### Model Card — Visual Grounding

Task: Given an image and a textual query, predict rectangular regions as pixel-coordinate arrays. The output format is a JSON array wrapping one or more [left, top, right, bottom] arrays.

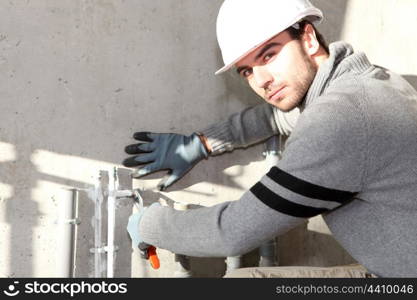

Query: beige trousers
[[224, 264, 376, 278]]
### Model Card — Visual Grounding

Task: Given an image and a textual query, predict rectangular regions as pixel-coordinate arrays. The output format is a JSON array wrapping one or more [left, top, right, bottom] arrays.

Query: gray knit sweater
[[140, 42, 417, 277]]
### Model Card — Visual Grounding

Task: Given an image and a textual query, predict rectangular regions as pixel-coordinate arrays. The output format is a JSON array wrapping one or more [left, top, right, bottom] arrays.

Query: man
[[123, 0, 417, 277]]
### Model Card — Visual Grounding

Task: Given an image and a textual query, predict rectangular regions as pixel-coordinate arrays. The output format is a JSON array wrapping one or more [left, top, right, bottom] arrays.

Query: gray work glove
[[123, 132, 209, 191]]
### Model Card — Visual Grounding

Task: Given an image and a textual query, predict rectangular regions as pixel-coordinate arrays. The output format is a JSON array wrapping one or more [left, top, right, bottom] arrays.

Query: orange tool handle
[[147, 246, 160, 269]]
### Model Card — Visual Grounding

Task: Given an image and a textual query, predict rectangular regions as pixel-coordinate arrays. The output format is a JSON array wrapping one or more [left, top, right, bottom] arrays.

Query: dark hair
[[287, 20, 329, 54]]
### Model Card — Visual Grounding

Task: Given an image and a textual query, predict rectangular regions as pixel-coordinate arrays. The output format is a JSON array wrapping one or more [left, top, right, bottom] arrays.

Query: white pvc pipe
[[106, 167, 117, 278], [92, 180, 104, 278]]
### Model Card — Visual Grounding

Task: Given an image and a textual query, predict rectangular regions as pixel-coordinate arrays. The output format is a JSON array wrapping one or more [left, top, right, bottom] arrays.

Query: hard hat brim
[[215, 10, 323, 75]]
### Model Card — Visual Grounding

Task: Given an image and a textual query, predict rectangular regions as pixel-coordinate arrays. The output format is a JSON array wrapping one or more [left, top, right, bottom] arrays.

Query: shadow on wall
[[403, 75, 417, 91], [312, 0, 350, 44], [0, 148, 39, 277], [278, 222, 356, 267], [0, 145, 136, 277]]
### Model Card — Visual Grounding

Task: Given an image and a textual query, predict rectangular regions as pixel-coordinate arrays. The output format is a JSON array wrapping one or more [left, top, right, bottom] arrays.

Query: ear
[[302, 24, 320, 57]]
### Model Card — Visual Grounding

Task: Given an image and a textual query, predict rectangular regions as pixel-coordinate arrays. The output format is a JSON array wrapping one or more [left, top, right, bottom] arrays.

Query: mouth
[[267, 85, 286, 102]]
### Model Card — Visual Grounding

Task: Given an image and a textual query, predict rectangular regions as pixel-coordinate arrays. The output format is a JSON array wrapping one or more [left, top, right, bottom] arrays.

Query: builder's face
[[235, 30, 317, 112]]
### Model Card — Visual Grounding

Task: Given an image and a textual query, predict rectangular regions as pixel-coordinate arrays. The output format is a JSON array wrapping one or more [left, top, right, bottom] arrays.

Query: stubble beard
[[279, 47, 318, 112]]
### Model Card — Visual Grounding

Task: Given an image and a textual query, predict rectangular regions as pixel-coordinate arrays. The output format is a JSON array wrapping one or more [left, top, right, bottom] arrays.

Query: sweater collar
[[300, 42, 373, 110]]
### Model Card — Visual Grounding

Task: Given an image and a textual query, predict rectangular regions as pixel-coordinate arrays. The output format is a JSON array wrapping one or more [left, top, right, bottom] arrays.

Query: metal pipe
[[92, 177, 105, 278], [263, 134, 283, 163], [225, 256, 243, 274], [259, 238, 278, 267], [57, 188, 78, 277]]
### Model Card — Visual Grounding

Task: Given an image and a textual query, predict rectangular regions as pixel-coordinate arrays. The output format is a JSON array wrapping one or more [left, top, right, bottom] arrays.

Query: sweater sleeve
[[139, 95, 366, 257], [201, 103, 300, 155]]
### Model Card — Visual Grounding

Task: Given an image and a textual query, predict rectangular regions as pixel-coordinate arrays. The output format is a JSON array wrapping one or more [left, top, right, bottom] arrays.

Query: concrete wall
[[1, 0, 416, 277]]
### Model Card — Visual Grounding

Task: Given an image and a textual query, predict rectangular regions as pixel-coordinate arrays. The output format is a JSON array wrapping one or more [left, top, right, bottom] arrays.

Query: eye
[[240, 68, 253, 78], [263, 52, 276, 63]]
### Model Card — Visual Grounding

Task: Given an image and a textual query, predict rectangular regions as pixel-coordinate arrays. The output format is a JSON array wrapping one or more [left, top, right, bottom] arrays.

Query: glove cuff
[[194, 132, 211, 157]]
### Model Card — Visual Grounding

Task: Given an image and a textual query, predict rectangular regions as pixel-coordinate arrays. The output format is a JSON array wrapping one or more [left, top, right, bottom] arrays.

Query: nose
[[252, 66, 273, 90]]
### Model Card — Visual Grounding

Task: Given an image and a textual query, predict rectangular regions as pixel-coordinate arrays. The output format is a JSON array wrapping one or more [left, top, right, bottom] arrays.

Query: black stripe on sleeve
[[250, 182, 329, 218], [267, 167, 357, 204]]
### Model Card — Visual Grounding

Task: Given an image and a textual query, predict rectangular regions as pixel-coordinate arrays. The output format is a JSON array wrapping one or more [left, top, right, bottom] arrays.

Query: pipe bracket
[[89, 245, 120, 254], [59, 218, 81, 225], [103, 245, 120, 253]]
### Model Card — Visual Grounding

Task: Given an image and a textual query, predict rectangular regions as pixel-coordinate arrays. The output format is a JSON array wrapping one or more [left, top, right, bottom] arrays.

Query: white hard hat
[[215, 0, 323, 75]]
